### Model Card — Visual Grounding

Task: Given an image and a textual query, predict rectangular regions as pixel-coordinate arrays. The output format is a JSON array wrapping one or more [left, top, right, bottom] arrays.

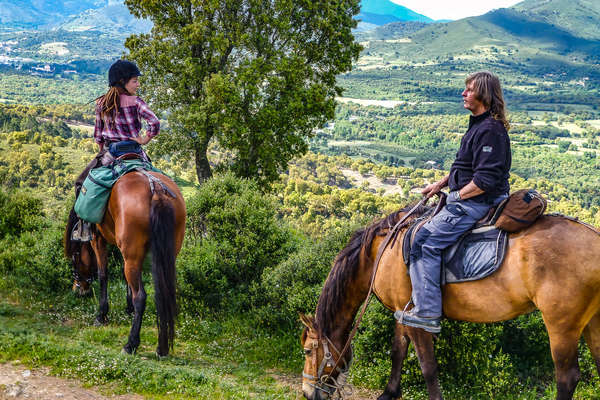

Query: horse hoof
[[156, 348, 169, 359], [122, 344, 136, 355], [377, 391, 400, 400], [94, 317, 108, 326]]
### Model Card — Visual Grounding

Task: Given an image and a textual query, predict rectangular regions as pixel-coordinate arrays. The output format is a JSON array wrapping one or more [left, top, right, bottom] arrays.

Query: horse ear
[[299, 313, 314, 329]]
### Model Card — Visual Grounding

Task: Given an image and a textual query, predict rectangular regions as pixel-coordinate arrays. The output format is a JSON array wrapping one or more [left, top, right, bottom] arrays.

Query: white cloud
[[391, 0, 524, 21]]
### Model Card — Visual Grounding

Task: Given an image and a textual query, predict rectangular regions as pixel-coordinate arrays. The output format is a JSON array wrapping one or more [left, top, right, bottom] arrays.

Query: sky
[[391, 0, 524, 21]]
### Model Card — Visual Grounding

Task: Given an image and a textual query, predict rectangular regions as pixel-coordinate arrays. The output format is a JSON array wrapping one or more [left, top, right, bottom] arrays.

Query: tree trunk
[[194, 139, 212, 184]]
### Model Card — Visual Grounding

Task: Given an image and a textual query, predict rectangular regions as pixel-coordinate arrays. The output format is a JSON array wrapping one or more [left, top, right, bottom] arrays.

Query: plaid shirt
[[94, 94, 160, 145]]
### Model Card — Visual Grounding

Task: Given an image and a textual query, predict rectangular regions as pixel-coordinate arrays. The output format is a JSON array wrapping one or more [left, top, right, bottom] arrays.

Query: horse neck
[[317, 251, 374, 346]]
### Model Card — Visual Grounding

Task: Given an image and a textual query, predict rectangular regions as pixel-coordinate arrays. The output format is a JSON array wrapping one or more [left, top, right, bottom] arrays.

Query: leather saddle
[[401, 195, 510, 284]]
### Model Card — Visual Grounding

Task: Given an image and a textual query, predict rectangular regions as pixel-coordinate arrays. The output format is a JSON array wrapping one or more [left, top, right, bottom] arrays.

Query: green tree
[[124, 0, 361, 185]]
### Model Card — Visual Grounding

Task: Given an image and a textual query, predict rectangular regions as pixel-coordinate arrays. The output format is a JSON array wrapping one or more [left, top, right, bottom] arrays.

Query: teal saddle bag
[[74, 159, 162, 224]]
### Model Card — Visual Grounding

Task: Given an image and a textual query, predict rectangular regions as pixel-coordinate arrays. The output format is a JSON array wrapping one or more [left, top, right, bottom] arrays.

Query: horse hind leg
[[543, 315, 584, 400], [122, 258, 146, 355], [408, 327, 442, 400], [378, 324, 411, 400], [583, 310, 600, 377]]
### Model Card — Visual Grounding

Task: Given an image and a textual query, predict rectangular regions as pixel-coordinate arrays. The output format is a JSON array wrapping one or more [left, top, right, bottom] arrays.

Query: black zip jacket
[[448, 110, 511, 200]]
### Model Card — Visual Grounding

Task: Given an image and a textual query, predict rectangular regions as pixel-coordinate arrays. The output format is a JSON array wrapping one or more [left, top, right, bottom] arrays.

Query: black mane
[[314, 202, 429, 336]]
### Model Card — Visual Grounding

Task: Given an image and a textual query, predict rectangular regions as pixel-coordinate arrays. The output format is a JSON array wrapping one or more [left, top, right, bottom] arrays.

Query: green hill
[[351, 0, 600, 77], [513, 0, 600, 40]]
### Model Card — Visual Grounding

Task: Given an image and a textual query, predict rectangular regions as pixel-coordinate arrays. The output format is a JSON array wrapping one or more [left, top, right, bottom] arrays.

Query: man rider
[[400, 71, 512, 333]]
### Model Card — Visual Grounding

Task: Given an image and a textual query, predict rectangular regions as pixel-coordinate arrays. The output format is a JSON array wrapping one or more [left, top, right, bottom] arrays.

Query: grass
[[0, 290, 302, 399]]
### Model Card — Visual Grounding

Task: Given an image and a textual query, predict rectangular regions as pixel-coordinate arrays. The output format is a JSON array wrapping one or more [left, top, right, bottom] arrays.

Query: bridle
[[302, 331, 353, 398], [71, 243, 95, 288], [302, 194, 443, 398]]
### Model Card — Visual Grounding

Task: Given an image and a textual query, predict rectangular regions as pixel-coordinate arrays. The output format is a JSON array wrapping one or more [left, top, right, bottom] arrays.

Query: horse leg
[[546, 326, 582, 400], [125, 284, 134, 315], [409, 327, 442, 400], [583, 311, 600, 377], [91, 236, 109, 326], [122, 258, 146, 355], [378, 324, 411, 400]]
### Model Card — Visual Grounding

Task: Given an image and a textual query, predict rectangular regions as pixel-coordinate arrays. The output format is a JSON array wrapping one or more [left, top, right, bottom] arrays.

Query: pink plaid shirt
[[94, 94, 160, 145]]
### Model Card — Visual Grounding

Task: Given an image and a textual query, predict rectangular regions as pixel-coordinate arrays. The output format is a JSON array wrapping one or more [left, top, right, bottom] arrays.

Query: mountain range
[[0, 0, 432, 32]]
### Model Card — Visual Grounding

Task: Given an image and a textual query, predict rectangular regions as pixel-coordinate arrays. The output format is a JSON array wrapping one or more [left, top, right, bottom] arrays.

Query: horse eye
[[304, 348, 312, 356]]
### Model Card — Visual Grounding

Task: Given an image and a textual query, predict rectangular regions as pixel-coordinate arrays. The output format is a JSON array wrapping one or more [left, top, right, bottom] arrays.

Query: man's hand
[[421, 182, 443, 198], [421, 175, 449, 198]]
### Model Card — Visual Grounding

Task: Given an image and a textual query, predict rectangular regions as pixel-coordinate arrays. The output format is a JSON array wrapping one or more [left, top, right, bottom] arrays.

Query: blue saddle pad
[[442, 226, 508, 284]]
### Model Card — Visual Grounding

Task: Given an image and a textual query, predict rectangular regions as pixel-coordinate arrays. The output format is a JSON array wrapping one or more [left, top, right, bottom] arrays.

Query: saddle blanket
[[403, 223, 509, 284], [442, 226, 508, 284], [74, 159, 162, 224]]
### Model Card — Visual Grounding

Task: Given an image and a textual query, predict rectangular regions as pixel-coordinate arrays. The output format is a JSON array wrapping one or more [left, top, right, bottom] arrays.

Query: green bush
[[0, 221, 71, 295], [259, 223, 358, 330], [178, 173, 297, 313], [0, 190, 45, 239]]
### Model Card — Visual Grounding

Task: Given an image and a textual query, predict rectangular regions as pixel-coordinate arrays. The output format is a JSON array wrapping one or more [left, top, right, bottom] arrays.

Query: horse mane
[[64, 207, 80, 258], [314, 202, 430, 336]]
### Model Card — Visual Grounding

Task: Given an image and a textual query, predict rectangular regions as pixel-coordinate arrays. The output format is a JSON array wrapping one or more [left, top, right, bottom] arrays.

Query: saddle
[[402, 198, 510, 284]]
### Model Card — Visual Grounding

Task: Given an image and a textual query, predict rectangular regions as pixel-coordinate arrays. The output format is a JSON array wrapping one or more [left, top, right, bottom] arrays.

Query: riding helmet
[[108, 59, 141, 87]]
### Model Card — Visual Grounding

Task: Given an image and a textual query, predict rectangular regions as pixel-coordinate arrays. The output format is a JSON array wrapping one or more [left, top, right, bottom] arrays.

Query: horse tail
[[150, 194, 177, 355]]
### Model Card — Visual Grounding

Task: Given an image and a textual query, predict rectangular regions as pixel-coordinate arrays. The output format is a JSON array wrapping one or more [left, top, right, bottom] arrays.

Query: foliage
[[259, 223, 358, 330], [0, 192, 70, 295], [178, 173, 296, 313], [0, 190, 45, 239], [124, 0, 362, 185]]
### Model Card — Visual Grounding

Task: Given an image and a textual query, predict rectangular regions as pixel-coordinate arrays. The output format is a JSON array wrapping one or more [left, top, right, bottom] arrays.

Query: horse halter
[[302, 332, 353, 399], [71, 244, 94, 288]]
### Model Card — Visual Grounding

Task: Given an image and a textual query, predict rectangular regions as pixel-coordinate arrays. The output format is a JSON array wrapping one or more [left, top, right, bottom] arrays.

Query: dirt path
[[0, 363, 142, 400], [271, 371, 381, 400]]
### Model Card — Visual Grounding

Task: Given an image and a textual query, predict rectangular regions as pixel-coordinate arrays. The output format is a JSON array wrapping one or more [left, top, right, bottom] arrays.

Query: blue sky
[[392, 0, 523, 20]]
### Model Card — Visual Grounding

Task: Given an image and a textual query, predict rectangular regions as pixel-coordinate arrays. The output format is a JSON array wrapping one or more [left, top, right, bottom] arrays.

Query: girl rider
[[75, 59, 160, 196]]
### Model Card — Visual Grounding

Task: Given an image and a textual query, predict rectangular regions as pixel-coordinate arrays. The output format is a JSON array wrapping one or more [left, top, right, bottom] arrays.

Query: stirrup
[[71, 219, 92, 242]]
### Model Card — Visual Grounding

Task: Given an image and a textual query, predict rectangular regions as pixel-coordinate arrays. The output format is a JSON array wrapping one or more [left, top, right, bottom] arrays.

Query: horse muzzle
[[302, 383, 330, 400]]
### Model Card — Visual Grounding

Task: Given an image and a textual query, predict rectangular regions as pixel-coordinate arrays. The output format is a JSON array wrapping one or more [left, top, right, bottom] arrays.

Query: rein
[[317, 195, 435, 395]]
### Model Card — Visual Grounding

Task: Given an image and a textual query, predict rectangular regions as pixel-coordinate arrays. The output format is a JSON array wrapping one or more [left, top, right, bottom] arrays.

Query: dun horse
[[65, 170, 186, 356], [300, 203, 600, 400]]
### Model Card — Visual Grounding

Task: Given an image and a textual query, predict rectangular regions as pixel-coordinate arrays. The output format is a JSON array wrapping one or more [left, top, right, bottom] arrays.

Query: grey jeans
[[408, 194, 507, 318]]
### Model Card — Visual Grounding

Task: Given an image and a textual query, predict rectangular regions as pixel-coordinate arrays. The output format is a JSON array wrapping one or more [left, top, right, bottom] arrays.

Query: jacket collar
[[468, 110, 491, 129]]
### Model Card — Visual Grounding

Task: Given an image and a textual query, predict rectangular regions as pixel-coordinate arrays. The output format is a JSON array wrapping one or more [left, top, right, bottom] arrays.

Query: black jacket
[[448, 111, 511, 200]]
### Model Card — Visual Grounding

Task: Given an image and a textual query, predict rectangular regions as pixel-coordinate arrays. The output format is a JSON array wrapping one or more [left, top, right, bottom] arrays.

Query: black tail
[[150, 194, 177, 356]]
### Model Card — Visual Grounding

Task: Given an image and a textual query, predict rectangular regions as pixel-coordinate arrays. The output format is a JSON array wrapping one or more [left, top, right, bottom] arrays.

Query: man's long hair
[[466, 71, 510, 131]]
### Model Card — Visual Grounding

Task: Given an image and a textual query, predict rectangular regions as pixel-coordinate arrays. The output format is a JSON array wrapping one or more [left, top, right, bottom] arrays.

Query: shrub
[[0, 222, 71, 295], [258, 223, 358, 330], [178, 173, 296, 313], [0, 190, 45, 239]]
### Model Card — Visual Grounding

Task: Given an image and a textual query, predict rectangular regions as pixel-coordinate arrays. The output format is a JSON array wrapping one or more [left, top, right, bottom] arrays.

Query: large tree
[[124, 0, 361, 185]]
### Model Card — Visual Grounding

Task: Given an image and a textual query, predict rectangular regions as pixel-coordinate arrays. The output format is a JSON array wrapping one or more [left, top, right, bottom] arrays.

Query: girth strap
[[135, 168, 177, 198]]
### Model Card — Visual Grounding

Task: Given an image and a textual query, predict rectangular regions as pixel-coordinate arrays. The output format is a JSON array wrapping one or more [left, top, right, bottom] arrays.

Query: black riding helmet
[[108, 59, 141, 87]]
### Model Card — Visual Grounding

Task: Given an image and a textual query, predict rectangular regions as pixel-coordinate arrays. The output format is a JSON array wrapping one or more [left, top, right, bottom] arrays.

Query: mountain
[[512, 0, 600, 40], [356, 0, 600, 73], [0, 0, 106, 28], [360, 0, 433, 22], [354, 21, 428, 41], [59, 2, 152, 33], [0, 0, 149, 33], [357, 0, 433, 26]]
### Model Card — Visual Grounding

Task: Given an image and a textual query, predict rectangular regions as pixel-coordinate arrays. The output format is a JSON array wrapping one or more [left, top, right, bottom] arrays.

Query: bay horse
[[65, 170, 186, 356], [300, 202, 600, 400]]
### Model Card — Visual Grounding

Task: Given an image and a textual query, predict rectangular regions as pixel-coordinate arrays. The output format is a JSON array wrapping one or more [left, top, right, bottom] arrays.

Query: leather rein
[[309, 194, 444, 397]]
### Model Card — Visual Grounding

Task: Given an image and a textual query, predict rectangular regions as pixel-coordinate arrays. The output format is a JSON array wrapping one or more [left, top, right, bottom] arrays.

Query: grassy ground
[[0, 284, 302, 400]]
